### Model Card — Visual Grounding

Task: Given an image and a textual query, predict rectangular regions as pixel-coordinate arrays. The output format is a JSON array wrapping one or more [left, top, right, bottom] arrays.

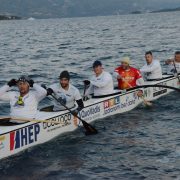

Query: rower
[[84, 60, 114, 96], [46, 70, 84, 114], [165, 51, 180, 75], [140, 51, 162, 80], [0, 75, 47, 123], [113, 56, 144, 90]]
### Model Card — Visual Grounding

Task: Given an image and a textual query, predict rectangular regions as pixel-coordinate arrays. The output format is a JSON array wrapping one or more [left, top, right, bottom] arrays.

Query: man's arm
[[34, 83, 48, 101], [140, 62, 160, 73], [113, 71, 122, 79], [136, 78, 144, 86], [0, 85, 12, 101], [76, 99, 84, 111], [72, 89, 85, 115], [0, 79, 17, 101], [84, 84, 94, 96], [90, 74, 112, 88]]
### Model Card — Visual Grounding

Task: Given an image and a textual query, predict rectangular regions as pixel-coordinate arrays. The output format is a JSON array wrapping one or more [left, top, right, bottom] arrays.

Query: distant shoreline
[[0, 15, 21, 20], [0, 7, 180, 20], [131, 7, 180, 15], [151, 7, 180, 13]]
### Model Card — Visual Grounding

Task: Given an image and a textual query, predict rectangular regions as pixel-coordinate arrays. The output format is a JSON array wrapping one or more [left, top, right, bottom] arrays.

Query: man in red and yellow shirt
[[113, 57, 144, 90]]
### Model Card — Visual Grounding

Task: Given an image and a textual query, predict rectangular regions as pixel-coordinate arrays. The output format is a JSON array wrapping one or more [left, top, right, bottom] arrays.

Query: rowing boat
[[0, 74, 179, 160]]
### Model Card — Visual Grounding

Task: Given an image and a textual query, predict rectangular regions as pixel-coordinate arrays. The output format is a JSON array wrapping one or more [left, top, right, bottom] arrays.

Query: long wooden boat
[[0, 75, 179, 160]]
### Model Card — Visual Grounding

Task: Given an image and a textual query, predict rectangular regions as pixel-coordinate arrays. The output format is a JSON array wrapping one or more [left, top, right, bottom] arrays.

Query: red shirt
[[114, 66, 142, 90]]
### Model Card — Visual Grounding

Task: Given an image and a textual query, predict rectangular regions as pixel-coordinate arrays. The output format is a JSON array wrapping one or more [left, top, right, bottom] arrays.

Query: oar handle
[[83, 84, 87, 97]]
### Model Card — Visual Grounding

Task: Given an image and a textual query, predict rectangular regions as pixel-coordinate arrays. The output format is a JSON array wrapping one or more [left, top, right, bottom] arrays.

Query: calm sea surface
[[0, 12, 180, 180]]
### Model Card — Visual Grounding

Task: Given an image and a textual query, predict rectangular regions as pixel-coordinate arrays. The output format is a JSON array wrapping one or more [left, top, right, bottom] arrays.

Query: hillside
[[0, 0, 180, 19]]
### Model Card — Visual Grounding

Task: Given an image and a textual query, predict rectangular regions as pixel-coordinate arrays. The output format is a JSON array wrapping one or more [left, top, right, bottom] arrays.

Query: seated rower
[[0, 75, 47, 123], [46, 70, 84, 114], [113, 56, 144, 90], [84, 60, 114, 97], [140, 51, 162, 80], [165, 51, 180, 75]]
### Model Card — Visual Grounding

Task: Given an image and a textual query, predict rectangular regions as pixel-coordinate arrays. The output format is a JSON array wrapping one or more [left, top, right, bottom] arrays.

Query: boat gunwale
[[92, 75, 177, 98]]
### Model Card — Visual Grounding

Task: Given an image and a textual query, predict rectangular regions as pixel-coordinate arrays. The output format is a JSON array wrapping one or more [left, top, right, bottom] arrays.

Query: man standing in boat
[[0, 75, 47, 122], [140, 51, 162, 80], [165, 51, 180, 75], [46, 70, 84, 114], [113, 56, 144, 90], [84, 60, 114, 96]]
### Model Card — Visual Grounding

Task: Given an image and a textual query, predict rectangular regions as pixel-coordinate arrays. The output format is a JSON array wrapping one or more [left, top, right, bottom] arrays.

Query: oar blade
[[81, 120, 98, 135]]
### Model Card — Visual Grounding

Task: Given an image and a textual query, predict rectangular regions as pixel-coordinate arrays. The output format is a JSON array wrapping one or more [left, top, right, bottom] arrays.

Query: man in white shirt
[[84, 60, 114, 96], [0, 76, 47, 122], [140, 51, 162, 80], [46, 71, 84, 114], [165, 51, 180, 75]]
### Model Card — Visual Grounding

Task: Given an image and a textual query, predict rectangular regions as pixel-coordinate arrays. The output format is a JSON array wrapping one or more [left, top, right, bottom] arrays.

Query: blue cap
[[93, 60, 102, 68]]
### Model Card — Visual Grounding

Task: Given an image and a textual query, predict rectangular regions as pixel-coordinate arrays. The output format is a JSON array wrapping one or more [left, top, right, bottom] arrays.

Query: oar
[[172, 60, 180, 83], [83, 83, 89, 101], [50, 94, 98, 135], [0, 116, 66, 125], [137, 84, 180, 92]]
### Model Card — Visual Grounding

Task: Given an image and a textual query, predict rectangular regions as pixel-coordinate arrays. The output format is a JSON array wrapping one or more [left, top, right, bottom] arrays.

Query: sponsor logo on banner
[[104, 96, 121, 115], [79, 105, 101, 121], [153, 82, 167, 97], [104, 95, 136, 115], [43, 113, 72, 132], [104, 96, 120, 109], [0, 135, 5, 150], [10, 124, 40, 151]]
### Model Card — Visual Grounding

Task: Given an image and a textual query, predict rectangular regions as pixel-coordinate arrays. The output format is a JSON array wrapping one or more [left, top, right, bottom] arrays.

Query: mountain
[[152, 7, 180, 13], [0, 0, 180, 19]]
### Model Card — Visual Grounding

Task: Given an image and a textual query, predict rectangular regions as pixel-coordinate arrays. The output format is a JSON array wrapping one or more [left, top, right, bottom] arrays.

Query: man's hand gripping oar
[[44, 86, 98, 136]]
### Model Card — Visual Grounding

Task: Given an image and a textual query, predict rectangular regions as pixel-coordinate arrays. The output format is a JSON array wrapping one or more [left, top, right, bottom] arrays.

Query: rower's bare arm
[[0, 85, 11, 101]]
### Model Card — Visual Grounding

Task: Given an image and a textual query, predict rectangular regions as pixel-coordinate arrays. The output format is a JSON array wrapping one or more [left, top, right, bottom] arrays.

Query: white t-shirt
[[140, 60, 162, 80], [0, 84, 47, 119], [86, 71, 114, 96], [167, 62, 180, 75], [49, 83, 82, 111]]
